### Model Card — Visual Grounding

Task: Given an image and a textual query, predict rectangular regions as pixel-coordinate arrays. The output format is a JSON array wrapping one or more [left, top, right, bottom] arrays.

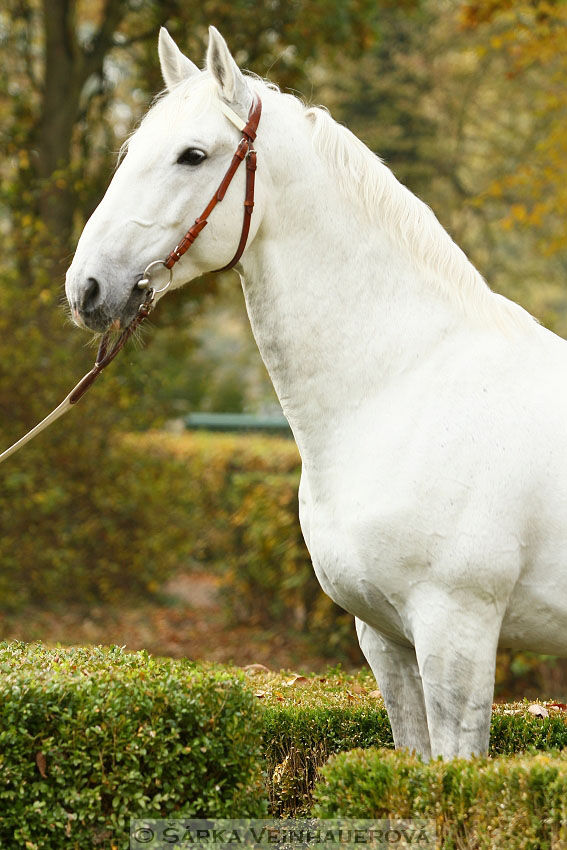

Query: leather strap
[[69, 295, 154, 404], [164, 92, 262, 273], [213, 148, 257, 272]]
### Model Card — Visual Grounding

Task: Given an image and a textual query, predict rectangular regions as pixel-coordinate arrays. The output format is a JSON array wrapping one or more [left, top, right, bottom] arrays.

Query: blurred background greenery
[[0, 0, 565, 697]]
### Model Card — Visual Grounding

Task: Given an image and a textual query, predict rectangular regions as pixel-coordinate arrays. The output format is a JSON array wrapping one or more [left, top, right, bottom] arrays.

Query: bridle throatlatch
[[0, 93, 262, 464]]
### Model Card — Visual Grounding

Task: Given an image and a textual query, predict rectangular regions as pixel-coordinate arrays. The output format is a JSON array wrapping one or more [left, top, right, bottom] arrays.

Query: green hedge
[[0, 430, 304, 611], [313, 747, 567, 848], [0, 431, 354, 663], [131, 433, 356, 656], [0, 436, 196, 609], [0, 642, 266, 850], [3, 643, 567, 845], [256, 670, 392, 816], [243, 669, 567, 816]]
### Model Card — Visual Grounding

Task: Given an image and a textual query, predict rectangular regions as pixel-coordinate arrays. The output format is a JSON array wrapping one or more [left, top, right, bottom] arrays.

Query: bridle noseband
[[0, 92, 263, 464], [137, 91, 262, 294]]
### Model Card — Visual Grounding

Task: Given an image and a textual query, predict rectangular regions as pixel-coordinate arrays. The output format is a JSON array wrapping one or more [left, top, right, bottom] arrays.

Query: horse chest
[[310, 549, 410, 641], [302, 492, 424, 642]]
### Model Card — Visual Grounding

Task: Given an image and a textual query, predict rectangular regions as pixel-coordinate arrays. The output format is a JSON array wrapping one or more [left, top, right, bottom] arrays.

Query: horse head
[[65, 27, 270, 332]]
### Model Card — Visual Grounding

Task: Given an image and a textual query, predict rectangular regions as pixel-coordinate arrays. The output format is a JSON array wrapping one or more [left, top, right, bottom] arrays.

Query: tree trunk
[[34, 0, 129, 265], [36, 0, 81, 257]]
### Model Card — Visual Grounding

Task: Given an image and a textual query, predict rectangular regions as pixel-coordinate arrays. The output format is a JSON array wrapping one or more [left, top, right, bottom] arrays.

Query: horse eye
[[177, 148, 207, 166]]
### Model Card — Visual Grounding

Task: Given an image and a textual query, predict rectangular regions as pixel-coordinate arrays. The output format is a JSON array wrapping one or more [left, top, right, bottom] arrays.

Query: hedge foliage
[[122, 433, 355, 653], [244, 668, 567, 816], [4, 643, 567, 846], [0, 435, 194, 610], [252, 669, 392, 816], [313, 747, 567, 848], [0, 642, 266, 850], [0, 430, 355, 660]]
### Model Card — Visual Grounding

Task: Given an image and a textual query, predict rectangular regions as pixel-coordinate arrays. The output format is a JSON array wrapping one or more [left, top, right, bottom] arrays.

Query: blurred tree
[[462, 1, 567, 256], [0, 0, 383, 607], [318, 0, 566, 334]]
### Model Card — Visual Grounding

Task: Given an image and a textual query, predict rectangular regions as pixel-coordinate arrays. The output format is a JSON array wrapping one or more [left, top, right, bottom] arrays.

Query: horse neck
[[239, 125, 464, 459]]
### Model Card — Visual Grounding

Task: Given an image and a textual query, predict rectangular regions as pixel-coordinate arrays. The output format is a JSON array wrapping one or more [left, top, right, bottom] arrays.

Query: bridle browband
[[0, 92, 263, 464]]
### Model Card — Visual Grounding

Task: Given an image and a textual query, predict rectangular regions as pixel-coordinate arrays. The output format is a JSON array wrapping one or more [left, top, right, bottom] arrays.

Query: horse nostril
[[81, 277, 101, 313]]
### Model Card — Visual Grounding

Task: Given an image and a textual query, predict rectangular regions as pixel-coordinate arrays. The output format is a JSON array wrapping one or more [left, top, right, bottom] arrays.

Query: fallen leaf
[[285, 675, 309, 687], [346, 691, 356, 701], [272, 755, 290, 784], [528, 704, 549, 718], [254, 691, 266, 698], [548, 703, 567, 711], [243, 663, 270, 675], [35, 752, 47, 778], [274, 691, 285, 701], [351, 683, 368, 695], [368, 689, 381, 698]]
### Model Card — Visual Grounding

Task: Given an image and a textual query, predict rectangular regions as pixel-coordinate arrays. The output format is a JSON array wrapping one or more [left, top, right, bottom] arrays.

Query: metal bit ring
[[137, 260, 173, 295]]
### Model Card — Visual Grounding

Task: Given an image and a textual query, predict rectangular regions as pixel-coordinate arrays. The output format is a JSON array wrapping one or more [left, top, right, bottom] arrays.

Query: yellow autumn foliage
[[465, 1, 567, 256]]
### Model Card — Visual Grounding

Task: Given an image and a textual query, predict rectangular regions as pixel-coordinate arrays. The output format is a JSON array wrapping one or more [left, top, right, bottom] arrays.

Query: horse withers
[[65, 27, 567, 760]]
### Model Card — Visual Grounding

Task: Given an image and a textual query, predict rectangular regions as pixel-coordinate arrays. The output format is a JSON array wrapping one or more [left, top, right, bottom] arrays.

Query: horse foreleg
[[356, 618, 432, 759], [412, 592, 501, 759]]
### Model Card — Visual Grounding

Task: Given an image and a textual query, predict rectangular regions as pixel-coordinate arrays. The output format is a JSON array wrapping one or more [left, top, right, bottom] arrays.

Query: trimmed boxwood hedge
[[312, 747, 567, 848], [0, 642, 266, 850], [3, 642, 567, 846], [254, 671, 392, 815], [243, 669, 567, 816]]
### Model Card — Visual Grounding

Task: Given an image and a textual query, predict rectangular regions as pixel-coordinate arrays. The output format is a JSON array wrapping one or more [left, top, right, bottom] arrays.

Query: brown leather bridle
[[0, 92, 263, 464], [164, 92, 261, 273], [136, 91, 262, 296], [79, 91, 263, 400]]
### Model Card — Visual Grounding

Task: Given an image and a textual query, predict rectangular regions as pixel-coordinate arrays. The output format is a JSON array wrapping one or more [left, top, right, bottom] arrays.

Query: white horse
[[65, 27, 567, 760]]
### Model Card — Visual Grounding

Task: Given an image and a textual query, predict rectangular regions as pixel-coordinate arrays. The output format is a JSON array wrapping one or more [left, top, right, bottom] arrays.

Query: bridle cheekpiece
[[137, 91, 262, 294]]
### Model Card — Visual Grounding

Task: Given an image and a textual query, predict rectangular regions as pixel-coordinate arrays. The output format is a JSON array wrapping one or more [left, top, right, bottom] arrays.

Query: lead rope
[[0, 286, 157, 464], [0, 93, 262, 465]]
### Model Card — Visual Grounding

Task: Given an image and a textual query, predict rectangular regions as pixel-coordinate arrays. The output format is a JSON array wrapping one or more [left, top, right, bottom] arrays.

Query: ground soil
[[0, 571, 363, 672]]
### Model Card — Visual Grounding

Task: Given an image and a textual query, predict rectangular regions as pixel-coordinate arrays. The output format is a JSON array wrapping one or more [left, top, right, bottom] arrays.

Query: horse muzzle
[[66, 272, 148, 333]]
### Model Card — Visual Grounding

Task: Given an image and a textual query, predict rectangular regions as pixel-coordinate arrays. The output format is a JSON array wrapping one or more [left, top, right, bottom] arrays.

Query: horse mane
[[117, 70, 534, 333], [302, 104, 536, 333]]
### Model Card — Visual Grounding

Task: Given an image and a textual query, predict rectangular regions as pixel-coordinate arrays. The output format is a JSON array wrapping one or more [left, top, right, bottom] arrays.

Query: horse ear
[[158, 27, 200, 90], [206, 26, 251, 112]]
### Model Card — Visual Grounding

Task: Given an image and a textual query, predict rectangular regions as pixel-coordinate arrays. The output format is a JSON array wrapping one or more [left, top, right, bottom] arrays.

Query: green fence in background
[[185, 412, 293, 436]]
